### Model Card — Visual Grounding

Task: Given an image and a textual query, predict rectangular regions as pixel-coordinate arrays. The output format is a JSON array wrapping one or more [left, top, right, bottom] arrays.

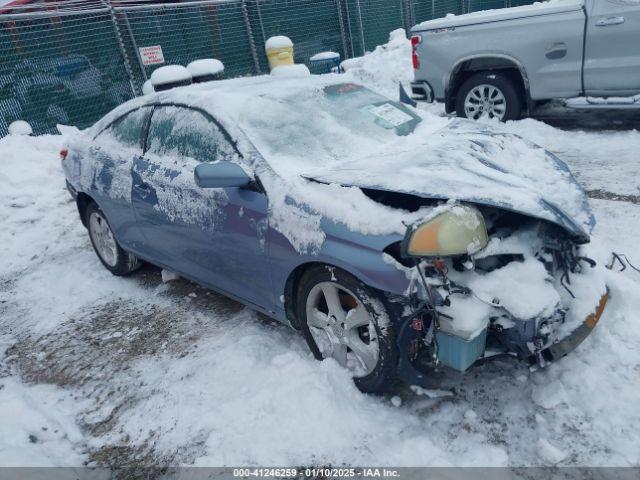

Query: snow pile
[[187, 58, 224, 78], [265, 35, 293, 50], [310, 51, 340, 62], [466, 257, 560, 319], [161, 269, 180, 283], [8, 120, 32, 136], [556, 255, 608, 337], [150, 65, 192, 90], [0, 134, 67, 284], [142, 79, 154, 95], [270, 64, 311, 78], [438, 295, 491, 339], [342, 28, 413, 99]]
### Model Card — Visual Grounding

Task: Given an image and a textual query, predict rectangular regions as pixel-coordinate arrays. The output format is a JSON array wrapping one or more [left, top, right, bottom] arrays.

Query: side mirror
[[194, 162, 251, 189]]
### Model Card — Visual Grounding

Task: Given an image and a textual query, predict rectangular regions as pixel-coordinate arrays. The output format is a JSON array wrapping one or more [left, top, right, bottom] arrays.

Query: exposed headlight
[[403, 204, 488, 257]]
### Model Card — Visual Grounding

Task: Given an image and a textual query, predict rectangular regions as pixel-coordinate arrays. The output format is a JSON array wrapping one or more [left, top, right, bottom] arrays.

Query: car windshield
[[238, 83, 422, 177], [321, 83, 421, 137]]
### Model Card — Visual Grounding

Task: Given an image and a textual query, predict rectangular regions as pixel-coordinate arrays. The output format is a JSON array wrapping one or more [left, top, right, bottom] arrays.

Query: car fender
[[446, 53, 531, 112], [268, 218, 411, 325]]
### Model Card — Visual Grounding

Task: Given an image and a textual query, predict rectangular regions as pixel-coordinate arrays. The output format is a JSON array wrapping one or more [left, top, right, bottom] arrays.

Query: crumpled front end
[[390, 204, 608, 383]]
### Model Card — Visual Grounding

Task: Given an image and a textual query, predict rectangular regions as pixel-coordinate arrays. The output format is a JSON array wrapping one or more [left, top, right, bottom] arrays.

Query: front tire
[[456, 72, 522, 121], [296, 265, 398, 394], [85, 202, 141, 276]]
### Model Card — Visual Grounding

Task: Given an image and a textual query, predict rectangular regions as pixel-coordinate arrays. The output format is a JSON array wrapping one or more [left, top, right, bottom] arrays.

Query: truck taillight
[[411, 35, 422, 70], [60, 148, 68, 161]]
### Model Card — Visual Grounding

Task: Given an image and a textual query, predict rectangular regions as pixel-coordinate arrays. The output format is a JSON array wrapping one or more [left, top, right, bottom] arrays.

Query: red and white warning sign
[[139, 45, 165, 66]]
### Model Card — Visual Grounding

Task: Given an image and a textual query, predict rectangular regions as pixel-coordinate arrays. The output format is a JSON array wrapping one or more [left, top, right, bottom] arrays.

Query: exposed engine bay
[[382, 201, 608, 380]]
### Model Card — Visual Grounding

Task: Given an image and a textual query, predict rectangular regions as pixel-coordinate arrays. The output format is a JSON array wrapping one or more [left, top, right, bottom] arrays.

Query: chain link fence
[[0, 0, 533, 136]]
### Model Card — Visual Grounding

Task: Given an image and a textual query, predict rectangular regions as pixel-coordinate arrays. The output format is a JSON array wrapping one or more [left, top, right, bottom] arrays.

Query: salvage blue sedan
[[62, 75, 608, 393]]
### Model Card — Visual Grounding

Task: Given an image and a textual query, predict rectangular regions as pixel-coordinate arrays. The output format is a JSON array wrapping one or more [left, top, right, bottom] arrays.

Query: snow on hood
[[412, 0, 584, 32], [305, 119, 594, 241]]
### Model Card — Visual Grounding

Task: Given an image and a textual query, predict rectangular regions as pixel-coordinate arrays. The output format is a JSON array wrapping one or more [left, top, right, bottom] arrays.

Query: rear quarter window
[[96, 107, 150, 149]]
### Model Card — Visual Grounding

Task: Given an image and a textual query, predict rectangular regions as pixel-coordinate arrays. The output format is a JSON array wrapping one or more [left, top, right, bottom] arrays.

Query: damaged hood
[[304, 119, 594, 241]]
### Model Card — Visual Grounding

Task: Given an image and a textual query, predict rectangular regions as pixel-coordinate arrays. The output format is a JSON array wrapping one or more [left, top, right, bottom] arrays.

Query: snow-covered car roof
[[84, 74, 593, 246], [89, 74, 346, 136]]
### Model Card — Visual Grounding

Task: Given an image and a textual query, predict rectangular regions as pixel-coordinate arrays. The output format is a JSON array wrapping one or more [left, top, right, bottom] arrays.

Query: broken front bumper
[[394, 286, 609, 388], [534, 291, 608, 365]]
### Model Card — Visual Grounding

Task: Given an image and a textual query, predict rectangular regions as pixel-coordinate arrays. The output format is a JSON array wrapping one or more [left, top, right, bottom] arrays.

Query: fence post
[[354, 0, 366, 56], [254, 0, 267, 47], [103, 0, 141, 96], [121, 10, 148, 83], [402, 0, 415, 32], [335, 0, 350, 60], [241, 0, 261, 74], [344, 0, 356, 59]]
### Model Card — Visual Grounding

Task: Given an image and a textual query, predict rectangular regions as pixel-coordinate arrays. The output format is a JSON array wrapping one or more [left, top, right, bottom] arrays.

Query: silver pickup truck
[[410, 0, 640, 121]]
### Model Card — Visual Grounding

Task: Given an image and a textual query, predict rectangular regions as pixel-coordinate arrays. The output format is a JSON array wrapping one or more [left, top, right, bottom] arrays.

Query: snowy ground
[[1, 31, 640, 469]]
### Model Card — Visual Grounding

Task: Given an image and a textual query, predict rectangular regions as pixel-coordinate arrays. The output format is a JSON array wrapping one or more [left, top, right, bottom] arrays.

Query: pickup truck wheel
[[85, 202, 142, 276], [297, 265, 398, 394], [456, 72, 522, 121]]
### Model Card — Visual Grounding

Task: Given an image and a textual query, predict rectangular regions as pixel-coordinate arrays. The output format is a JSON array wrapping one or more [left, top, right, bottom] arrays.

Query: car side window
[[145, 106, 236, 163], [96, 107, 150, 149]]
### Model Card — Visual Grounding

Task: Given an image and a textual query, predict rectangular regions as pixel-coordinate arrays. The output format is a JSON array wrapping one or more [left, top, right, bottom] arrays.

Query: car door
[[131, 105, 274, 311], [584, 0, 640, 95], [90, 106, 151, 252]]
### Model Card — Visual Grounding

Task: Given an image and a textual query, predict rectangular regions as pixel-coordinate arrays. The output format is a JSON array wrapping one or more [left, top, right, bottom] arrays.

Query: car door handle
[[546, 42, 567, 60], [596, 16, 625, 26], [133, 183, 152, 198]]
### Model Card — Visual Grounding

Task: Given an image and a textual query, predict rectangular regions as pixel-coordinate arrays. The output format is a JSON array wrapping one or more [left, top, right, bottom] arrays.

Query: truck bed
[[412, 0, 584, 31]]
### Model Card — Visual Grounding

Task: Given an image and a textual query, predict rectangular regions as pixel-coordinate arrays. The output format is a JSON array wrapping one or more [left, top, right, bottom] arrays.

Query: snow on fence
[[0, 0, 528, 136]]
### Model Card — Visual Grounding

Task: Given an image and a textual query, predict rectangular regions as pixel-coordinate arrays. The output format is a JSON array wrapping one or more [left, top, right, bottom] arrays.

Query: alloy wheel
[[89, 211, 118, 267], [305, 281, 379, 377], [464, 84, 507, 120]]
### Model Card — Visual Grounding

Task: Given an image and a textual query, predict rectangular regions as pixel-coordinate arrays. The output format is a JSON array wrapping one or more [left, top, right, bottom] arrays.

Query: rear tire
[[456, 72, 522, 121], [85, 202, 141, 276], [296, 265, 398, 394]]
